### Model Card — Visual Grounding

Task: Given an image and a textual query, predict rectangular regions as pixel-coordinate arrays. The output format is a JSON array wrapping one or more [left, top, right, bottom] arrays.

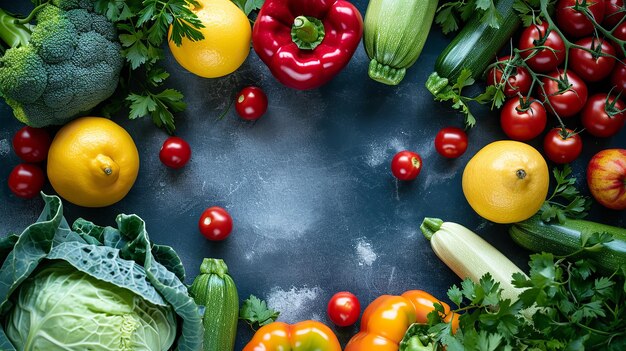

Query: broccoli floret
[[0, 1, 122, 127]]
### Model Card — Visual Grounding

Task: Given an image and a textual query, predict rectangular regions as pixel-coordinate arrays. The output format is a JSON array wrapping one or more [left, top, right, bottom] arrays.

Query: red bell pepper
[[252, 0, 363, 90]]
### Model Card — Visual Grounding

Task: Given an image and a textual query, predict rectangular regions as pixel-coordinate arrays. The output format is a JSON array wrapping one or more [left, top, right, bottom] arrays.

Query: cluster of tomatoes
[[488, 0, 626, 164], [6, 127, 50, 199]]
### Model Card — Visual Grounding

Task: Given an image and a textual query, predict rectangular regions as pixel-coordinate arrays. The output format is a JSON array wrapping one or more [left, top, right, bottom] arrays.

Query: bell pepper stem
[[291, 15, 325, 50], [421, 217, 444, 241], [369, 59, 407, 86]]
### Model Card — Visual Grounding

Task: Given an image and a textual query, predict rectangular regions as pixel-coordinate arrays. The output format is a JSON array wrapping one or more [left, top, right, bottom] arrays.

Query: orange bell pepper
[[243, 320, 342, 351], [345, 290, 459, 351]]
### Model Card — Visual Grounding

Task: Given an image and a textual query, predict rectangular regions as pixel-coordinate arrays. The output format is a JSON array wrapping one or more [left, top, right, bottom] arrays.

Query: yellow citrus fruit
[[47, 117, 140, 208], [168, 0, 251, 78], [462, 140, 549, 224]]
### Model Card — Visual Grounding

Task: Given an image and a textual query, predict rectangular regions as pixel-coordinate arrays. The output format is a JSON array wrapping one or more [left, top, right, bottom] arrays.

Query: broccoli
[[0, 0, 123, 127]]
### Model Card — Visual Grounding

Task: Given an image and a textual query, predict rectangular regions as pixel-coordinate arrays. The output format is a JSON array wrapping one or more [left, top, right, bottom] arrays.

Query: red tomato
[[556, 0, 606, 38], [604, 0, 625, 28], [581, 93, 626, 137], [199, 207, 233, 241], [391, 151, 422, 181], [538, 70, 588, 117], [518, 22, 566, 72], [327, 292, 361, 327], [500, 98, 548, 141], [543, 128, 583, 164], [486, 56, 532, 97], [613, 23, 626, 56], [8, 163, 45, 199], [159, 136, 191, 169], [570, 37, 616, 82], [12, 126, 51, 163], [611, 62, 626, 91], [235, 86, 268, 121], [434, 127, 468, 158]]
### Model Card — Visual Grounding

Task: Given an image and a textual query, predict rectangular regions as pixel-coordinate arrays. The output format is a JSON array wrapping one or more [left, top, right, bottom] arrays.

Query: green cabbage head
[[5, 262, 177, 351]]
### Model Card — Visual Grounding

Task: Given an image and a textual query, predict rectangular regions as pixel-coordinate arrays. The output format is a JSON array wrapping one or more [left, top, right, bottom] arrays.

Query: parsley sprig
[[540, 165, 592, 224], [94, 0, 204, 133], [435, 0, 503, 35], [239, 295, 280, 330]]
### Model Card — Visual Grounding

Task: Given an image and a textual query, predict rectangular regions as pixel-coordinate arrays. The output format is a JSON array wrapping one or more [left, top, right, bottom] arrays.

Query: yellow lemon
[[47, 117, 139, 208], [462, 140, 549, 224], [168, 0, 251, 78]]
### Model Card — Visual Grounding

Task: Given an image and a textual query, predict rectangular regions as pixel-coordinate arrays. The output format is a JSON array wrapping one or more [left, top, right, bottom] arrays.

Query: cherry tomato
[[235, 86, 268, 121], [538, 70, 588, 117], [12, 126, 51, 163], [391, 151, 422, 181], [8, 163, 45, 199], [611, 62, 626, 91], [604, 0, 625, 28], [543, 128, 583, 164], [556, 0, 606, 38], [500, 98, 548, 141], [581, 93, 626, 137], [199, 207, 233, 241], [613, 23, 626, 56], [486, 56, 532, 97], [159, 136, 191, 169], [434, 127, 468, 158], [327, 291, 361, 327], [570, 37, 616, 82], [518, 22, 566, 72]]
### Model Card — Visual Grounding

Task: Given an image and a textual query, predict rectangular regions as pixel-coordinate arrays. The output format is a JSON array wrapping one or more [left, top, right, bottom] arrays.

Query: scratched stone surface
[[1, 0, 625, 348]]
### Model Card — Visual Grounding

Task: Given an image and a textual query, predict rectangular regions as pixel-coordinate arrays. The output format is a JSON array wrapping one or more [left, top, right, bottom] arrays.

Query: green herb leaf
[[239, 295, 280, 330], [434, 0, 500, 33], [541, 165, 591, 223]]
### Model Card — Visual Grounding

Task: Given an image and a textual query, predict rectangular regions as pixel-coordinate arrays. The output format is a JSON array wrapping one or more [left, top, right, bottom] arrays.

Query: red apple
[[587, 149, 626, 210]]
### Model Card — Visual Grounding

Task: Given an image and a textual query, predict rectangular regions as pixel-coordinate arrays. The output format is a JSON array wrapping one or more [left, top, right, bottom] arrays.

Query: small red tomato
[[611, 62, 626, 91], [235, 86, 268, 121], [500, 98, 547, 141], [199, 207, 233, 241], [604, 0, 625, 28], [12, 126, 51, 163], [434, 127, 468, 158], [391, 151, 422, 181], [538, 70, 588, 117], [8, 163, 45, 199], [518, 22, 566, 72], [486, 56, 532, 97], [556, 0, 606, 38], [581, 93, 626, 137], [327, 291, 361, 327], [159, 136, 191, 169], [570, 37, 616, 82], [543, 128, 583, 164]]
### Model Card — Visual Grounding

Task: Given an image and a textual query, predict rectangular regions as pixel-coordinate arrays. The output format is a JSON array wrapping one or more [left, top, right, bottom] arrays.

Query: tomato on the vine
[[327, 291, 361, 327], [556, 0, 606, 38], [611, 62, 626, 91], [581, 93, 626, 137], [518, 21, 566, 72], [486, 56, 532, 97], [570, 37, 616, 82], [12, 126, 51, 163], [538, 70, 588, 117], [159, 136, 191, 169], [434, 127, 468, 158], [500, 98, 547, 141], [543, 128, 583, 164], [8, 163, 45, 199], [199, 206, 233, 241], [391, 151, 422, 181], [235, 86, 268, 121], [603, 0, 625, 28], [613, 23, 626, 57]]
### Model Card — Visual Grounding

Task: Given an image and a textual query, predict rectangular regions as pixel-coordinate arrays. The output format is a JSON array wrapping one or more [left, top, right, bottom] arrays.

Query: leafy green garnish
[[435, 0, 502, 35], [231, 0, 264, 16], [540, 165, 592, 224], [239, 295, 280, 330]]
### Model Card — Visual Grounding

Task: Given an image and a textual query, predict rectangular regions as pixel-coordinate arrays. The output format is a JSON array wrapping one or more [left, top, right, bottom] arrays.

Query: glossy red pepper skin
[[252, 0, 363, 90]]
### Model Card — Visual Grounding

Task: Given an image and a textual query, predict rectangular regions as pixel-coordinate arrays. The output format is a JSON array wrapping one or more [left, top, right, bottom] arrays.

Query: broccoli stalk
[[0, 0, 123, 127]]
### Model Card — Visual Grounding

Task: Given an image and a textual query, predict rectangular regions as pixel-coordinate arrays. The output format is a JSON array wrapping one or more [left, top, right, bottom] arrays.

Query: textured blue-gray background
[[1, 0, 625, 348]]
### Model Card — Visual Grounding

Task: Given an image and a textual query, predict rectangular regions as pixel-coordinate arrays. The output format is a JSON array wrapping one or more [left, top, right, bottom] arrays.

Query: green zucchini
[[363, 0, 438, 85], [509, 215, 626, 272], [434, 0, 520, 81], [189, 258, 239, 351]]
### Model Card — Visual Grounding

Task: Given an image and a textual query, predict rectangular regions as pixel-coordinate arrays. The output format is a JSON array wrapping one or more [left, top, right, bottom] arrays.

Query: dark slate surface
[[0, 0, 625, 349]]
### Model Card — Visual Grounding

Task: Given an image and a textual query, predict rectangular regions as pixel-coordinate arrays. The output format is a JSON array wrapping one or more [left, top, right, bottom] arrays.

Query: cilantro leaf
[[239, 295, 280, 330], [541, 165, 591, 223], [232, 0, 264, 16], [434, 0, 501, 33]]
